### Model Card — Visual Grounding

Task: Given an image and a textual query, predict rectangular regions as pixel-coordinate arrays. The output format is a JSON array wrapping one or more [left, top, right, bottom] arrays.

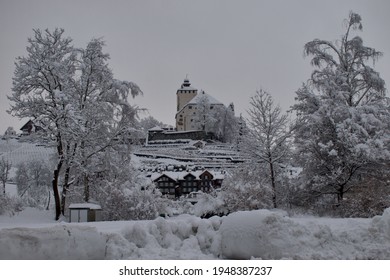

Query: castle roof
[[177, 78, 197, 91], [187, 91, 223, 106], [176, 91, 224, 117]]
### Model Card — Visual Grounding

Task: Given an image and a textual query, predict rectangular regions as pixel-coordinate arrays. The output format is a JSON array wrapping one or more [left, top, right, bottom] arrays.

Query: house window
[[210, 106, 214, 109], [189, 106, 192, 109]]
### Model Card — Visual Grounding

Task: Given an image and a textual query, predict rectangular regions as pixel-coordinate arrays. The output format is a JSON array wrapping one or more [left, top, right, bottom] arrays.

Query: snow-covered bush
[[15, 160, 52, 209], [97, 182, 168, 221], [289, 175, 390, 218], [193, 169, 273, 217], [0, 195, 24, 216], [331, 179, 390, 218]]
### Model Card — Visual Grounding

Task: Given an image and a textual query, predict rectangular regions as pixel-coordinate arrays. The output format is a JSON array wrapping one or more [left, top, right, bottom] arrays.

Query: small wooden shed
[[69, 203, 102, 223]]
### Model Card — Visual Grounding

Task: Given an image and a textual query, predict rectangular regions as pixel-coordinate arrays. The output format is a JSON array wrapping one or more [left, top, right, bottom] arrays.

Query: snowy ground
[[1, 207, 389, 260], [1, 139, 390, 260], [0, 139, 54, 166]]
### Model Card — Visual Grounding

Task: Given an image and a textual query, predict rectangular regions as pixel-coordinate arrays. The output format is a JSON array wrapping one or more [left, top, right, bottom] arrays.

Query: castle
[[175, 78, 225, 131], [147, 78, 229, 143]]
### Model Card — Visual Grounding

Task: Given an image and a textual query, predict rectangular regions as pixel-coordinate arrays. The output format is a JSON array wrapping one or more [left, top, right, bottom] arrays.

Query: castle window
[[189, 106, 192, 109], [210, 106, 214, 109]]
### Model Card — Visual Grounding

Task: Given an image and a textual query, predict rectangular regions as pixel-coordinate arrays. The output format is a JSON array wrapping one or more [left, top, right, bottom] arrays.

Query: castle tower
[[176, 78, 197, 112]]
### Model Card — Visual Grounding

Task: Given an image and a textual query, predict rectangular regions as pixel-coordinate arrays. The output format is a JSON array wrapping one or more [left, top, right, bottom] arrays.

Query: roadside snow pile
[[0, 214, 222, 260], [1, 208, 390, 259], [0, 225, 106, 259], [220, 209, 390, 259], [103, 215, 222, 259]]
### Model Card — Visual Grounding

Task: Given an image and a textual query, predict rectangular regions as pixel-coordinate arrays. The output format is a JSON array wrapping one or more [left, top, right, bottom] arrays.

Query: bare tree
[[242, 89, 292, 208], [0, 158, 12, 196]]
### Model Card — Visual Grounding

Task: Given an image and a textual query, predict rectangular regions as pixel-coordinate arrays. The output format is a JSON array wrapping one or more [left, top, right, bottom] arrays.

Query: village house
[[151, 170, 224, 199], [20, 120, 42, 136]]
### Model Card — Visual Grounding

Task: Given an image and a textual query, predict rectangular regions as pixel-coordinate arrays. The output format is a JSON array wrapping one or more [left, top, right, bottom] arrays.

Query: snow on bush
[[0, 195, 24, 216]]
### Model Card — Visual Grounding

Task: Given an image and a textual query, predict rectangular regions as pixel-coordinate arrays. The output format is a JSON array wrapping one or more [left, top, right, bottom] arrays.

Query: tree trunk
[[84, 173, 89, 202], [60, 166, 71, 215], [46, 190, 51, 211], [52, 169, 61, 220], [53, 133, 64, 220], [269, 161, 277, 208]]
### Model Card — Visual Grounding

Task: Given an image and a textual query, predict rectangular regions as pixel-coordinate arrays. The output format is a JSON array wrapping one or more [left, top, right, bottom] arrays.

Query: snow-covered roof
[[176, 91, 224, 117], [178, 86, 197, 91], [187, 91, 223, 106], [69, 203, 102, 210], [178, 78, 197, 91], [148, 126, 163, 132], [151, 170, 225, 182]]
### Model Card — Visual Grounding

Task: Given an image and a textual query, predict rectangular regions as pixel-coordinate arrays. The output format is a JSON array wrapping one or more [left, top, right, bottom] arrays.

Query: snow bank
[[0, 225, 106, 259], [103, 215, 222, 259], [0, 214, 222, 260], [220, 209, 390, 259], [1, 208, 390, 259]]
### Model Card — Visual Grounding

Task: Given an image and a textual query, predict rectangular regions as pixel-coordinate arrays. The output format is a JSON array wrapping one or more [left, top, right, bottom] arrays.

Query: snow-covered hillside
[[1, 207, 389, 260], [1, 139, 389, 260], [0, 139, 54, 166]]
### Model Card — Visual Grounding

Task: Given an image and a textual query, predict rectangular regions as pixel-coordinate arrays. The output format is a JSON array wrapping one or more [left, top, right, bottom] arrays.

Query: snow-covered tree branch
[[8, 29, 142, 220], [292, 12, 390, 212]]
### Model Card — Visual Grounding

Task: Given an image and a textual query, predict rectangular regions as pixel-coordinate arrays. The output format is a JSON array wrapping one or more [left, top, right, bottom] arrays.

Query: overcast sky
[[0, 0, 389, 134]]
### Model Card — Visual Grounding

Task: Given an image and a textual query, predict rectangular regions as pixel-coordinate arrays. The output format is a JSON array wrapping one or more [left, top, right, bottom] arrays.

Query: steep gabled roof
[[187, 91, 223, 106], [20, 120, 34, 131], [151, 170, 225, 182], [176, 91, 224, 117]]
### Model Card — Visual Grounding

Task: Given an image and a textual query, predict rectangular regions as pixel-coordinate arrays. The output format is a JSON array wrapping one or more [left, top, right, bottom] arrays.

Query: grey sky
[[1, 0, 389, 134]]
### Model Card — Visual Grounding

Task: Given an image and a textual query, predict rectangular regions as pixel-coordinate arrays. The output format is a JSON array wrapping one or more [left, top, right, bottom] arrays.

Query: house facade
[[20, 120, 42, 136], [152, 170, 224, 199]]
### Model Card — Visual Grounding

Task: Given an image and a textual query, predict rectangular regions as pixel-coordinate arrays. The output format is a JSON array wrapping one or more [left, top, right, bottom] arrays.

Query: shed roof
[[69, 203, 102, 210]]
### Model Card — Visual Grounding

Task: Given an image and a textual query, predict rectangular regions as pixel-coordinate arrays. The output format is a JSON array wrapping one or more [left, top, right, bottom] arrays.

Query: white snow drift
[[1, 208, 390, 260]]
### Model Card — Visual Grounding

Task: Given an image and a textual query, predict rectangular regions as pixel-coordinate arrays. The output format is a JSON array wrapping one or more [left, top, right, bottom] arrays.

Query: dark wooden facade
[[152, 170, 223, 199]]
